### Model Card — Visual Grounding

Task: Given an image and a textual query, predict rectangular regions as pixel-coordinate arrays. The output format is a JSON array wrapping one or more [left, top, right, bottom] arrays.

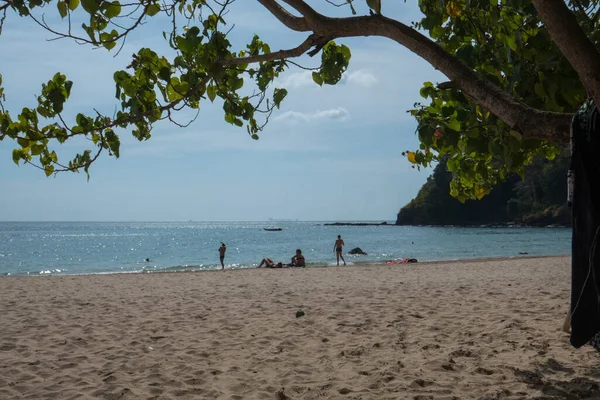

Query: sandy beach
[[1, 255, 599, 399]]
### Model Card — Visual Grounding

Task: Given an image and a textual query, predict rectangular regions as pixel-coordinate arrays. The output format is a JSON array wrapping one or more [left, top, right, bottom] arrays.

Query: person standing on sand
[[333, 235, 346, 266], [218, 242, 227, 269]]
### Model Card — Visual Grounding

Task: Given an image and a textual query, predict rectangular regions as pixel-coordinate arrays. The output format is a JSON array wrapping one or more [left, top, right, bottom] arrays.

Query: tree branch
[[255, 0, 309, 31], [252, 7, 572, 142], [222, 33, 328, 65], [437, 81, 455, 90], [530, 0, 600, 108], [280, 0, 321, 23]]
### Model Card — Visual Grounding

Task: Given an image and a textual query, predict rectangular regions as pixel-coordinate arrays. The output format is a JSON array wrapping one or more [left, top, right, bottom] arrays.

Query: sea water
[[0, 221, 571, 276]]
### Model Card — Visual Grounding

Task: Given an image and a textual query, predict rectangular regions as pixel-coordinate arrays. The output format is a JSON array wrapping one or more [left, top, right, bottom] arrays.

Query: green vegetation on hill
[[396, 150, 571, 226]]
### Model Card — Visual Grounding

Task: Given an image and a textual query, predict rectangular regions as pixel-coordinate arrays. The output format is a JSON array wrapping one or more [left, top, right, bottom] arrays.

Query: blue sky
[[0, 1, 444, 221]]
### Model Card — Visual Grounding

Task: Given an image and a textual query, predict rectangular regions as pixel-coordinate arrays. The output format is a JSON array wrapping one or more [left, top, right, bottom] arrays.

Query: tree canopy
[[0, 0, 597, 200]]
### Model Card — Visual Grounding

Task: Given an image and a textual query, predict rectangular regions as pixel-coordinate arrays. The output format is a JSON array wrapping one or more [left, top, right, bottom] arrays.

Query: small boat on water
[[264, 227, 283, 231]]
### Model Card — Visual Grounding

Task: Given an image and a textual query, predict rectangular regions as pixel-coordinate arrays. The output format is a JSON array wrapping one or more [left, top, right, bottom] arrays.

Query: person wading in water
[[218, 242, 227, 269], [334, 235, 346, 266]]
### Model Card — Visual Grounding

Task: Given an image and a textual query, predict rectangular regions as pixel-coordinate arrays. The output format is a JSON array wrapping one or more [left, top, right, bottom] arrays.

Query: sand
[[1, 255, 599, 399]]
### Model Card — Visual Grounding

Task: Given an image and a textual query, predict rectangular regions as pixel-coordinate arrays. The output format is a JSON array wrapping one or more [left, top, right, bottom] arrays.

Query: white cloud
[[276, 71, 315, 89], [344, 70, 378, 87], [273, 107, 350, 123], [275, 69, 377, 89]]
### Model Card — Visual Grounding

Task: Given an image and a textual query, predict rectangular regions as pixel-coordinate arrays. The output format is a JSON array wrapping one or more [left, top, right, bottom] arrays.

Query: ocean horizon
[[0, 221, 571, 276]]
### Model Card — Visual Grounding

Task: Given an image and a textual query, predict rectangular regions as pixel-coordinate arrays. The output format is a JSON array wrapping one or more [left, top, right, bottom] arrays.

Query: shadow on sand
[[485, 358, 600, 400]]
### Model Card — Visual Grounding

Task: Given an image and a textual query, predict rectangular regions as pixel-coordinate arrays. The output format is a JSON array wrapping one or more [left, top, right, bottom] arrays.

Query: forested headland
[[396, 150, 570, 226]]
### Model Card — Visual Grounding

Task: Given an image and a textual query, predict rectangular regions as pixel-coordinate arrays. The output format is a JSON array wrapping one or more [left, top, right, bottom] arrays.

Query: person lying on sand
[[258, 258, 283, 268]]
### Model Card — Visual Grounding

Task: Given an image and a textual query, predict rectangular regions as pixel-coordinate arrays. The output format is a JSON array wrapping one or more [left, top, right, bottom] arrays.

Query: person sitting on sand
[[290, 249, 305, 267], [258, 258, 283, 268]]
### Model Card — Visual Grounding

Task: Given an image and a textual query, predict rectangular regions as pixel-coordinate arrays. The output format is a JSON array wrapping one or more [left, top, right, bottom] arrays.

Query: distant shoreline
[[326, 221, 570, 228], [0, 220, 572, 227], [323, 222, 390, 226]]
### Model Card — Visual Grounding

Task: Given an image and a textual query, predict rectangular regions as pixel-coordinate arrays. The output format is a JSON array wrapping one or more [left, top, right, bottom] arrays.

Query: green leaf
[[447, 158, 460, 172], [366, 0, 381, 14], [81, 0, 99, 14], [318, 42, 351, 85], [506, 36, 517, 52], [12, 149, 22, 165], [145, 3, 160, 16], [104, 41, 116, 50], [419, 83, 436, 98], [31, 144, 44, 156], [473, 186, 489, 200], [312, 72, 323, 86], [100, 32, 117, 50], [339, 44, 351, 62], [158, 67, 171, 82], [44, 165, 54, 177], [173, 81, 190, 95], [232, 78, 244, 90], [76, 113, 89, 127], [68, 0, 79, 11], [57, 1, 68, 18], [103, 1, 121, 18], [105, 129, 120, 157], [175, 37, 192, 53], [17, 137, 30, 148], [207, 85, 217, 102], [446, 117, 461, 131], [166, 77, 187, 101], [273, 88, 287, 108]]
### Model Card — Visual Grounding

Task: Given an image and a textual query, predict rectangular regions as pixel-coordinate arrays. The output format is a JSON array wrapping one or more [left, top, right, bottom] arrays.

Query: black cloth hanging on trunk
[[570, 99, 600, 349]]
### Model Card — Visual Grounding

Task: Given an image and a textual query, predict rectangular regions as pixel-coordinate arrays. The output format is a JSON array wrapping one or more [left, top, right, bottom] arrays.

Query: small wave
[[135, 261, 333, 273], [36, 268, 66, 275], [134, 264, 217, 273]]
